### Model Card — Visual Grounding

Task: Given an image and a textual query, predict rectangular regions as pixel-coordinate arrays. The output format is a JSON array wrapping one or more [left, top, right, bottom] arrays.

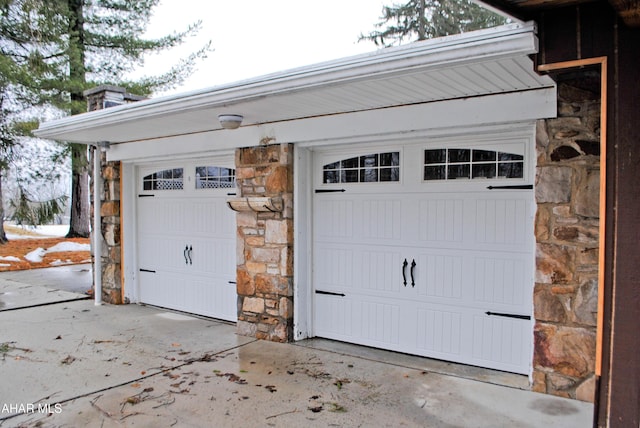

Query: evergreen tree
[[0, 0, 57, 242], [360, 0, 507, 47], [2, 0, 211, 238]]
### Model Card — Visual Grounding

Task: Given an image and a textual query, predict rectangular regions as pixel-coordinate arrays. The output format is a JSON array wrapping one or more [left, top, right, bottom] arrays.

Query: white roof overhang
[[35, 22, 555, 150]]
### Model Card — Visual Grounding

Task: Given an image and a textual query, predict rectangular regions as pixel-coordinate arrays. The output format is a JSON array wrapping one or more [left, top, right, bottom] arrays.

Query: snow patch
[[47, 242, 91, 253], [25, 248, 46, 263], [0, 256, 21, 262], [5, 225, 70, 240], [50, 259, 74, 266], [0, 263, 10, 267]]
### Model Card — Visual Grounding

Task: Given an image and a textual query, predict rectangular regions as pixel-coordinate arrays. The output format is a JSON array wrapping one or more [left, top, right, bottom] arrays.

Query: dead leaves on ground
[[0, 236, 90, 271]]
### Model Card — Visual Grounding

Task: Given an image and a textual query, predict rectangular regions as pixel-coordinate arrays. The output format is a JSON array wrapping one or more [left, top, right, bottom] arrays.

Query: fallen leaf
[[171, 343, 181, 347], [61, 355, 76, 365], [140, 371, 146, 375], [126, 396, 141, 405], [131, 383, 141, 388]]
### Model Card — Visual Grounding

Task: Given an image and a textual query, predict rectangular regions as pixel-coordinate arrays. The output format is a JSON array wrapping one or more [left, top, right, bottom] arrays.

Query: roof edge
[[35, 22, 540, 142]]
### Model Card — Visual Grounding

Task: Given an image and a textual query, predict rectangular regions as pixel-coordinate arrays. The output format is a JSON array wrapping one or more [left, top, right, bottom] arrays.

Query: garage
[[34, 23, 560, 377], [136, 158, 237, 321], [312, 133, 535, 374]]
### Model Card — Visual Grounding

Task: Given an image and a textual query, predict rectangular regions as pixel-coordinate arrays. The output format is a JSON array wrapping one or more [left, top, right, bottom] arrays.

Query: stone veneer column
[[85, 85, 144, 304], [235, 143, 294, 342], [533, 79, 601, 402]]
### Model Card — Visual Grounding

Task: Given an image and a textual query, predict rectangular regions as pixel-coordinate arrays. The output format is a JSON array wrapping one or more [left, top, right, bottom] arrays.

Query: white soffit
[[35, 22, 554, 144]]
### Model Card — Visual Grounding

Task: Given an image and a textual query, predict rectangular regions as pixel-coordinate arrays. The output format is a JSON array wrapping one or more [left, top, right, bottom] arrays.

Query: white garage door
[[137, 159, 237, 321], [313, 139, 535, 374]]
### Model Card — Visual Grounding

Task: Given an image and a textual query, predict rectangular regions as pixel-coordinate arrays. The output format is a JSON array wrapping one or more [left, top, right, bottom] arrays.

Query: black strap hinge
[[315, 290, 346, 297], [485, 311, 531, 320], [486, 185, 533, 190], [315, 189, 346, 193]]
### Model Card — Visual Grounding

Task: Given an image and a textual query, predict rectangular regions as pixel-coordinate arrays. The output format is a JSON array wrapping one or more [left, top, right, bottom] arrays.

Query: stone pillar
[[532, 79, 601, 402], [85, 85, 145, 304], [235, 143, 294, 342]]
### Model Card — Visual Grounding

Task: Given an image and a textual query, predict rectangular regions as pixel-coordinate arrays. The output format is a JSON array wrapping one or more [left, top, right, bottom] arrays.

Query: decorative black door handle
[[188, 245, 193, 265], [410, 259, 416, 287], [402, 259, 408, 286], [184, 245, 189, 265]]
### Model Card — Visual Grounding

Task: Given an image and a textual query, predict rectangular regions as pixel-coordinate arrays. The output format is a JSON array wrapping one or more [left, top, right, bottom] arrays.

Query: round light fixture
[[218, 114, 243, 130]]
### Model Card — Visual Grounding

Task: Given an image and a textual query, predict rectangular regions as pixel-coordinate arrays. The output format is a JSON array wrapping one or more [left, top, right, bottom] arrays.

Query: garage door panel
[[315, 294, 401, 347], [139, 270, 175, 308], [360, 199, 403, 241], [140, 234, 195, 271], [315, 199, 354, 239], [137, 159, 237, 321], [189, 238, 236, 277], [473, 255, 530, 309], [186, 277, 236, 321], [316, 196, 405, 245], [360, 250, 402, 292], [417, 198, 465, 243], [415, 252, 464, 300], [192, 200, 236, 238], [474, 197, 532, 249], [416, 307, 463, 356], [315, 247, 354, 291], [313, 140, 534, 374], [471, 313, 530, 374], [316, 244, 405, 294]]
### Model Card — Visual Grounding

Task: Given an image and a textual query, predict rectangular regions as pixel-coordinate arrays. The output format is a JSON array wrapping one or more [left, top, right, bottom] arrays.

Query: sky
[[140, 0, 387, 96]]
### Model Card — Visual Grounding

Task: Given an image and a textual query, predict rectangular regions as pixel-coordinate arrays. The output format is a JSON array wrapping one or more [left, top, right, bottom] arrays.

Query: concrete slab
[[0, 268, 594, 427], [4, 334, 593, 428], [297, 338, 531, 390], [0, 264, 92, 296], [0, 299, 594, 427], [0, 281, 88, 311], [0, 301, 254, 413]]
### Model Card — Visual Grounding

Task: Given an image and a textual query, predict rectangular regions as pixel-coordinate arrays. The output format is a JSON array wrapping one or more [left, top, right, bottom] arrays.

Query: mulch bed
[[0, 237, 91, 272]]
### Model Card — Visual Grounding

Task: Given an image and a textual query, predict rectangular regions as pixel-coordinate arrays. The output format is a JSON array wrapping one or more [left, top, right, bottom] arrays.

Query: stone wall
[[85, 86, 144, 304], [533, 79, 600, 401], [235, 143, 294, 342], [98, 159, 123, 303]]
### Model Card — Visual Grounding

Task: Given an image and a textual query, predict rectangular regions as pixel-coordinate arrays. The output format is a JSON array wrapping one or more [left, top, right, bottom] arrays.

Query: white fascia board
[[108, 87, 556, 162], [36, 22, 539, 143]]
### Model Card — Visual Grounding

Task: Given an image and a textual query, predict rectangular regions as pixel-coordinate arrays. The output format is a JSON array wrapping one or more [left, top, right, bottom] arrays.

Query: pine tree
[[0, 0, 57, 242], [2, 0, 211, 238], [360, 0, 507, 47]]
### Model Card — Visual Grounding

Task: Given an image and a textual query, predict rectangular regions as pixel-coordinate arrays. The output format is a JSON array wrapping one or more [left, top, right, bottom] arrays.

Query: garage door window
[[323, 152, 400, 183], [195, 166, 236, 189], [142, 168, 184, 190], [423, 148, 523, 181]]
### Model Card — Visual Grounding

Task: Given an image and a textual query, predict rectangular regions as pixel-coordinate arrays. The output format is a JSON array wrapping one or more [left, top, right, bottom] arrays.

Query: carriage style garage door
[[136, 158, 237, 321], [313, 138, 535, 374]]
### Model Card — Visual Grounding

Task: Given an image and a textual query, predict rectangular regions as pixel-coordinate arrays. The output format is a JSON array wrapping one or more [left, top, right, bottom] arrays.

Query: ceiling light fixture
[[218, 114, 243, 130]]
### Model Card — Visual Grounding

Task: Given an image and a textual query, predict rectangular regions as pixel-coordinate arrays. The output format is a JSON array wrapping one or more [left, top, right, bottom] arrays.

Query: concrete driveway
[[0, 266, 594, 427]]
